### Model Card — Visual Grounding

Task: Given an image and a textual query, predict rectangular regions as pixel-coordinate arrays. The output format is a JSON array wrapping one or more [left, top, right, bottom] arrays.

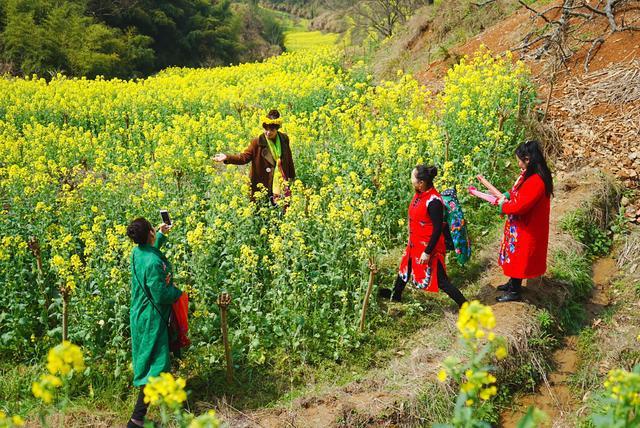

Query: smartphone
[[160, 210, 172, 226]]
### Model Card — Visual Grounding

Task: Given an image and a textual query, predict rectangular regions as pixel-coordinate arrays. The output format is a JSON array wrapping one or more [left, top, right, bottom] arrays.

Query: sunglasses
[[263, 125, 279, 131]]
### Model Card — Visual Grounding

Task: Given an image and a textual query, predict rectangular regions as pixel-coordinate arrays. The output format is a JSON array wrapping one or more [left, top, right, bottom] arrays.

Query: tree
[[88, 0, 242, 70], [0, 0, 154, 77], [351, 0, 428, 38]]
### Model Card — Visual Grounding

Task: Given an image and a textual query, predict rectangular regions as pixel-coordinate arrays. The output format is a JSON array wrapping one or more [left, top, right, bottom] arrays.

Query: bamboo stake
[[217, 292, 233, 383], [28, 237, 50, 320], [359, 259, 378, 333], [62, 290, 69, 341]]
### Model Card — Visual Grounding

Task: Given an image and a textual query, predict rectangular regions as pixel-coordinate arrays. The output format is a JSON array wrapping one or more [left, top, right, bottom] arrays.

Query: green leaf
[[516, 407, 548, 428]]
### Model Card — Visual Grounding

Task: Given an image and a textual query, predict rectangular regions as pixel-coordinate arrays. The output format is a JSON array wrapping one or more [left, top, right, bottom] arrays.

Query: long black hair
[[415, 164, 438, 189], [515, 140, 553, 197]]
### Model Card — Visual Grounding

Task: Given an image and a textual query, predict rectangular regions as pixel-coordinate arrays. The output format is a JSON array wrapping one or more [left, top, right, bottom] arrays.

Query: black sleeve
[[424, 198, 444, 255]]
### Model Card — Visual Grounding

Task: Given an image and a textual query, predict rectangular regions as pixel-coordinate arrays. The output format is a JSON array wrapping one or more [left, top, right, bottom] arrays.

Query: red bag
[[169, 293, 190, 353]]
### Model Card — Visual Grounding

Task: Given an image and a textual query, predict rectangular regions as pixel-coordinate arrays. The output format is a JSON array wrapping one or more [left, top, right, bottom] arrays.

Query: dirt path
[[219, 170, 609, 427], [500, 256, 618, 427]]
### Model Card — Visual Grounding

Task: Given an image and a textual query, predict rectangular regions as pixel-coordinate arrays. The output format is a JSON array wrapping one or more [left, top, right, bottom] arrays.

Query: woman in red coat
[[495, 140, 553, 302], [380, 165, 467, 308]]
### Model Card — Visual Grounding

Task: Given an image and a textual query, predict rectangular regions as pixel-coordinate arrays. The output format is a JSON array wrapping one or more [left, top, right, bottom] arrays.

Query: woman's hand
[[418, 251, 430, 265], [156, 223, 172, 234], [212, 153, 227, 162]]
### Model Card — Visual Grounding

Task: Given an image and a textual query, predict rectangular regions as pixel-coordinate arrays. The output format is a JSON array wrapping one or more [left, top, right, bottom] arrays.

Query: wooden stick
[[359, 260, 377, 333], [217, 292, 233, 384], [476, 175, 504, 199], [62, 290, 69, 341]]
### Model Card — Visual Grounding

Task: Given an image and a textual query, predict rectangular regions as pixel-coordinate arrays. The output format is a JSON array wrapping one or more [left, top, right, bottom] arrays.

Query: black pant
[[510, 278, 523, 293], [129, 387, 148, 426], [393, 259, 467, 307]]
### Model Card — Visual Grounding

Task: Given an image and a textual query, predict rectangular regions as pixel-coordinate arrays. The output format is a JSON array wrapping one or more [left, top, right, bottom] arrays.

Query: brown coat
[[224, 132, 296, 196]]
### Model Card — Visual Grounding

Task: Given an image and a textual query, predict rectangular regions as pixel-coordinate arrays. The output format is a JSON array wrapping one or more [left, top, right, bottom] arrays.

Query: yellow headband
[[262, 116, 283, 126]]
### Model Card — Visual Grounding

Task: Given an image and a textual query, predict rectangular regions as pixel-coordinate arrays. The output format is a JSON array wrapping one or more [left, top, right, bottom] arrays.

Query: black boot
[[497, 279, 522, 302], [496, 279, 512, 292], [496, 291, 521, 302]]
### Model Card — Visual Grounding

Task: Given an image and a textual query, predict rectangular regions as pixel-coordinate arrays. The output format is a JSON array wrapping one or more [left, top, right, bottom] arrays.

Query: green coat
[[129, 232, 182, 387]]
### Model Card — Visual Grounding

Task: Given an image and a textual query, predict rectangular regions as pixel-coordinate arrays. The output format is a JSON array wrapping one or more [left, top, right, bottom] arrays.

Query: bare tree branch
[[605, 0, 618, 30], [518, 0, 553, 24], [581, 2, 608, 16], [584, 37, 604, 72]]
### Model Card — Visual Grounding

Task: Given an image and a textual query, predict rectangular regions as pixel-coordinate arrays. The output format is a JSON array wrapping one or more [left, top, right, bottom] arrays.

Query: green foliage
[[0, 0, 152, 78], [573, 327, 602, 392], [232, 4, 288, 62], [560, 209, 612, 258], [536, 308, 554, 333], [0, 0, 289, 78], [416, 382, 456, 425], [591, 365, 640, 428], [435, 301, 505, 428], [259, 8, 286, 48], [93, 0, 242, 70], [516, 407, 549, 428], [550, 250, 593, 301]]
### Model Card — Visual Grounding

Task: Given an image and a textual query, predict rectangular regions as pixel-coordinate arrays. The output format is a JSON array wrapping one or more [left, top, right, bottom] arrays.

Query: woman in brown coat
[[213, 109, 296, 203]]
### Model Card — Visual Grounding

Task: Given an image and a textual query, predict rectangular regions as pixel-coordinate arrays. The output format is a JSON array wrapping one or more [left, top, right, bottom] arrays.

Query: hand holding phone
[[160, 210, 172, 226]]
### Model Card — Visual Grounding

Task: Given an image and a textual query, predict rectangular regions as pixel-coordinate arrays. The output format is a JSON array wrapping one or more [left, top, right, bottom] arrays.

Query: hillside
[[411, 0, 640, 221]]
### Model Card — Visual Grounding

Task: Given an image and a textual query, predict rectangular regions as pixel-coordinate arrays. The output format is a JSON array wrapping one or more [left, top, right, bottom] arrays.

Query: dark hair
[[263, 109, 281, 130], [414, 165, 438, 188], [267, 109, 280, 120], [127, 217, 153, 245], [515, 140, 553, 196]]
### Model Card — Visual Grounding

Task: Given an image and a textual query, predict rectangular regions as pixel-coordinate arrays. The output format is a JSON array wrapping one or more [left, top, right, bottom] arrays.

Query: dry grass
[[370, 0, 524, 79]]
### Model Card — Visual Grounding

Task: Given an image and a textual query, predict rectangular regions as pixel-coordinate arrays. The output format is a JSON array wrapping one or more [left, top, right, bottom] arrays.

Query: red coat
[[498, 173, 550, 279], [399, 188, 447, 292]]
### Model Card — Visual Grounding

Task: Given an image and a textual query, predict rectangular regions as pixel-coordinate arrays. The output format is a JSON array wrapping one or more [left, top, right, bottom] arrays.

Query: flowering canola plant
[[0, 48, 535, 369], [144, 373, 188, 409], [437, 301, 508, 427], [592, 365, 640, 427], [0, 411, 24, 428], [144, 372, 222, 427]]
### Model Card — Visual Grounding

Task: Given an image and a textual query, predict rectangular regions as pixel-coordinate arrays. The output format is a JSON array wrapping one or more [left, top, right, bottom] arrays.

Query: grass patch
[[560, 209, 613, 258], [572, 327, 602, 393]]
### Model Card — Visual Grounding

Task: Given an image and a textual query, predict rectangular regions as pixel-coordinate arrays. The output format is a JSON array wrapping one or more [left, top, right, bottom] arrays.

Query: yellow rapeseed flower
[[46, 341, 85, 376], [143, 373, 187, 409], [188, 410, 221, 428], [32, 374, 62, 404], [495, 346, 508, 360]]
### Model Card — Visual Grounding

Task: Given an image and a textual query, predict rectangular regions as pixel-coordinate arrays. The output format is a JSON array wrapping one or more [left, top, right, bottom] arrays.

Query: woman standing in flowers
[[126, 218, 183, 428], [213, 109, 296, 203], [494, 140, 553, 302], [380, 165, 467, 308]]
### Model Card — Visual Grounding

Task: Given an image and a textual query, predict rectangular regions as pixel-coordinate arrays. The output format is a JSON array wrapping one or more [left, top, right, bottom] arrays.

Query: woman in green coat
[[126, 217, 182, 428]]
